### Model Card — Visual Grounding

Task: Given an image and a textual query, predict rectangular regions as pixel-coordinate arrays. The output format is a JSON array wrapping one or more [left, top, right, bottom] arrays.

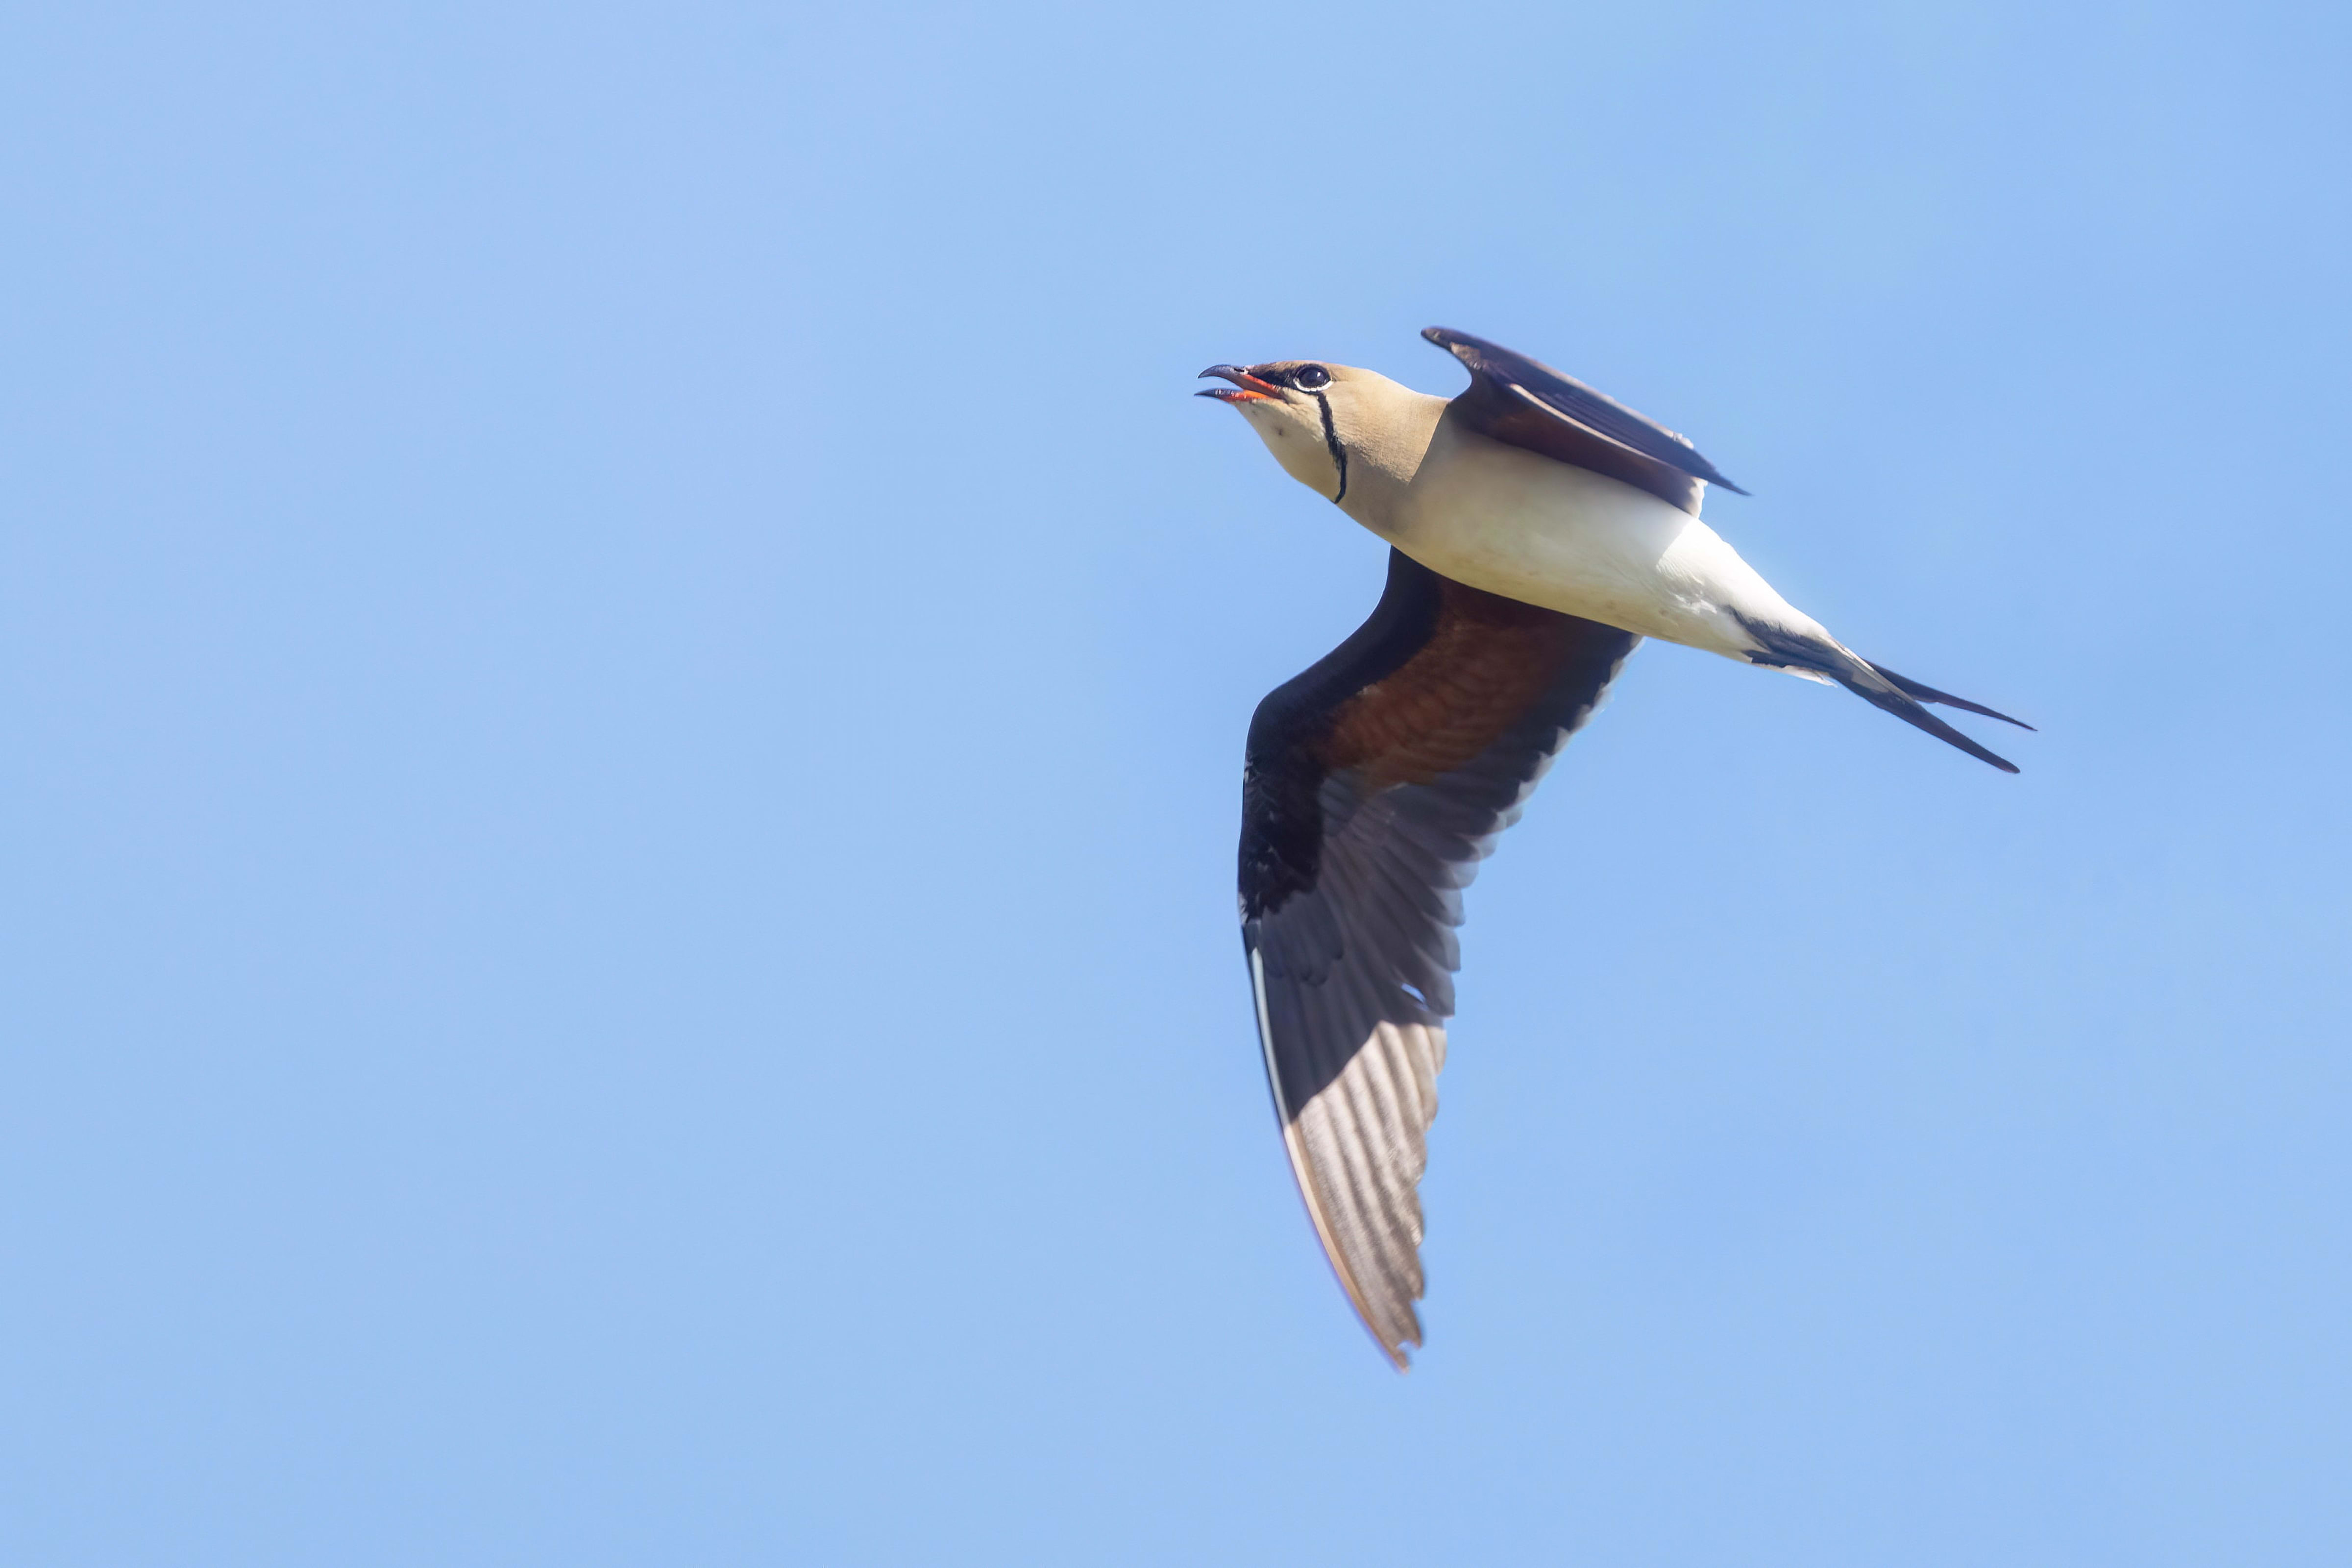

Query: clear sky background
[[5, 2, 2348, 1563]]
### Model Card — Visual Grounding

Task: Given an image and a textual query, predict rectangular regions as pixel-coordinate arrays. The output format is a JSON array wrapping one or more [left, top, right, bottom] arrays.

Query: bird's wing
[[1241, 548, 1639, 1367], [1422, 326, 1746, 516]]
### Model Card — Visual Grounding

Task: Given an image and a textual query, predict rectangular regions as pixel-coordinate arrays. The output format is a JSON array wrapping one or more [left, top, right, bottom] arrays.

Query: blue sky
[[5, 2, 2348, 1563]]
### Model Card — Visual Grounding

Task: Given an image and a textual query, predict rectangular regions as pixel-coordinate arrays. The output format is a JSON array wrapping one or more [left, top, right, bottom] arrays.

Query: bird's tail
[[1738, 619, 2032, 773]]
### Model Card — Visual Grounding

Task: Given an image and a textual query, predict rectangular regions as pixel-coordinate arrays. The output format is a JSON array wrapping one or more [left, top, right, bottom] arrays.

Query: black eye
[[1294, 364, 1331, 389]]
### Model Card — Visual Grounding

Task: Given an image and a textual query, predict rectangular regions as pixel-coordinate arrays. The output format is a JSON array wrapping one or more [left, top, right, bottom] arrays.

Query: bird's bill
[[1196, 364, 1287, 403]]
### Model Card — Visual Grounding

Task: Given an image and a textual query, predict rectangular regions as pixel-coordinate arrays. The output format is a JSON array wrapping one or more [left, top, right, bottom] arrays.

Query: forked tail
[[1738, 619, 2033, 772]]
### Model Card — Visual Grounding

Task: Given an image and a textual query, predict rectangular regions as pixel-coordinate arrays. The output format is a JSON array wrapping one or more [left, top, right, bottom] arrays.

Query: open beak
[[1196, 364, 1287, 403]]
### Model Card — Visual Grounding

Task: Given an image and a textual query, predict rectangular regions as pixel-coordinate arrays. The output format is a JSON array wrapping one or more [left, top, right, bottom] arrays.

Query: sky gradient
[[5, 2, 2349, 1563]]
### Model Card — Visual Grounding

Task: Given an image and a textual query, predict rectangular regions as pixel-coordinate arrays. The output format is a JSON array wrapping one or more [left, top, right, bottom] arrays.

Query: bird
[[1199, 327, 2029, 1368]]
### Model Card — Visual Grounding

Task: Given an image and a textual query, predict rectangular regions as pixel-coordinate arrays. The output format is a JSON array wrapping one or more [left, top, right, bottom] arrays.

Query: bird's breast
[[1372, 426, 1792, 658]]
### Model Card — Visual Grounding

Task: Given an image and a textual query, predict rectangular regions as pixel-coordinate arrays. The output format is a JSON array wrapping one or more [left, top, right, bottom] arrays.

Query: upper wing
[[1240, 549, 1640, 1367], [1422, 326, 1747, 516]]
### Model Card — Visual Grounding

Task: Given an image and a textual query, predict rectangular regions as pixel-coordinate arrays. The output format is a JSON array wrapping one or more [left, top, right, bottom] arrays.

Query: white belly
[[1369, 422, 1826, 660]]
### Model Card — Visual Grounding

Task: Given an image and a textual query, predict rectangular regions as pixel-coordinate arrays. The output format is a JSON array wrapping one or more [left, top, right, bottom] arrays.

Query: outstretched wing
[[1423, 326, 1747, 516], [1241, 549, 1640, 1367]]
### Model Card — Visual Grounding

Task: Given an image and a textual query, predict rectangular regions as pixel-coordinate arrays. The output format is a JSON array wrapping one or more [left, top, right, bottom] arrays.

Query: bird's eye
[[1294, 365, 1331, 389]]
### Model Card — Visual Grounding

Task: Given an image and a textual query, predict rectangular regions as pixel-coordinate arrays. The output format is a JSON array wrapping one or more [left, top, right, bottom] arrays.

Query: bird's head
[[1196, 360, 1423, 507]]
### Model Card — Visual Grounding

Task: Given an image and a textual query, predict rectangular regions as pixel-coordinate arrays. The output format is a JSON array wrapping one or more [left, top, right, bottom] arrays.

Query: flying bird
[[1200, 327, 2028, 1368]]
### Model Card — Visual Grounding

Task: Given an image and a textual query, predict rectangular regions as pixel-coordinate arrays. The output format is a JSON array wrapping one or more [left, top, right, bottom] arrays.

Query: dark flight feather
[[1424, 326, 1746, 515], [1241, 549, 1638, 1366]]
